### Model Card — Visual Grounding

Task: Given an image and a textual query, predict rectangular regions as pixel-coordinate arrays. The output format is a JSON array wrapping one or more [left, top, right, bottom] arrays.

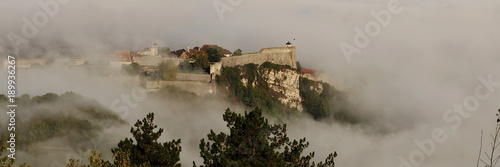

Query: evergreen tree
[[121, 62, 142, 75], [157, 60, 178, 80], [197, 108, 336, 167], [233, 49, 242, 56], [193, 51, 209, 69], [207, 47, 224, 62], [112, 113, 181, 167]]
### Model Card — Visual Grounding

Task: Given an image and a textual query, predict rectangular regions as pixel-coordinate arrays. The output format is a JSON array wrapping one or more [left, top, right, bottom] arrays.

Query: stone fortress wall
[[221, 46, 296, 69]]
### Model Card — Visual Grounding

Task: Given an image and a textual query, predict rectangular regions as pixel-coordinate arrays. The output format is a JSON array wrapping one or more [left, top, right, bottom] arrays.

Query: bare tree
[[479, 109, 500, 167]]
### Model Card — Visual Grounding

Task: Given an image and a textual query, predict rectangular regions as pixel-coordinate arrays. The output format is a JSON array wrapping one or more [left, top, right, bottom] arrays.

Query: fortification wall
[[221, 47, 296, 68], [176, 73, 211, 82], [134, 56, 179, 66], [146, 80, 216, 95]]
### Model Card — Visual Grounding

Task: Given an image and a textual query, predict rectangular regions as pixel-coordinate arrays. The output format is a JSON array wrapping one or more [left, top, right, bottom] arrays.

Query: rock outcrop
[[259, 68, 302, 111]]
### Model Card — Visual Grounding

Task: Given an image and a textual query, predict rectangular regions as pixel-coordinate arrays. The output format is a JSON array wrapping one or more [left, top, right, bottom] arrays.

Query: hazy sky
[[2, 0, 500, 166]]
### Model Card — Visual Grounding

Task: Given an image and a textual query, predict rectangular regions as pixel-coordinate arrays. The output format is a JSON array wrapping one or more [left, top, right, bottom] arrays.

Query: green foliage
[[0, 94, 8, 103], [0, 137, 15, 167], [112, 113, 182, 167], [121, 62, 142, 75], [158, 60, 178, 80], [1, 92, 124, 149], [299, 77, 358, 123], [218, 61, 358, 123], [178, 60, 194, 72], [160, 47, 171, 55], [196, 108, 336, 167], [112, 149, 136, 167], [216, 63, 295, 114], [68, 113, 183, 167], [27, 116, 95, 143], [87, 151, 114, 167], [153, 86, 198, 100], [193, 51, 209, 69], [31, 92, 59, 103], [67, 150, 114, 167], [261, 62, 292, 71], [207, 47, 224, 62], [16, 94, 31, 105], [296, 62, 302, 73], [233, 49, 242, 56], [67, 149, 168, 167], [0, 136, 31, 166]]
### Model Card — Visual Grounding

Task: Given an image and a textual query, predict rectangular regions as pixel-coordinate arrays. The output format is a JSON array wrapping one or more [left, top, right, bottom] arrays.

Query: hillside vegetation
[[0, 92, 125, 149], [217, 62, 359, 123]]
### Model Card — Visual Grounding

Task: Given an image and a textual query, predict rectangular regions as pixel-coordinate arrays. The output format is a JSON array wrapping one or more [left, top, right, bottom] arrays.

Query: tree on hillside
[[207, 47, 224, 62], [178, 60, 194, 72], [31, 92, 58, 103], [0, 135, 15, 166], [477, 109, 500, 167], [160, 47, 171, 55], [196, 108, 337, 167], [0, 135, 31, 166], [233, 49, 242, 56], [121, 62, 141, 76], [158, 60, 178, 80], [193, 51, 210, 69], [112, 113, 181, 167]]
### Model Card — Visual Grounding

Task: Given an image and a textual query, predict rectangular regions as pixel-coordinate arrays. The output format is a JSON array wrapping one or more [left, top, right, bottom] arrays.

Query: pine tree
[[112, 113, 181, 167], [196, 108, 336, 167]]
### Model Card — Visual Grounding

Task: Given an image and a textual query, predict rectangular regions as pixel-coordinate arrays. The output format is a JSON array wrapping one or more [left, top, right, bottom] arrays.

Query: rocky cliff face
[[236, 64, 303, 111], [217, 62, 305, 112], [258, 68, 303, 111], [218, 62, 356, 122]]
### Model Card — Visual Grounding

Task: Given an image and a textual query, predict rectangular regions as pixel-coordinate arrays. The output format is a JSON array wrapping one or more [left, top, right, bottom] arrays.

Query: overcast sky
[[1, 0, 497, 69], [2, 0, 500, 166]]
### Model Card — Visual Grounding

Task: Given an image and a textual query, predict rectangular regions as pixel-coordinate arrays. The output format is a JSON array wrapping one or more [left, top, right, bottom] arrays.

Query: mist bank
[[1, 62, 499, 167], [0, 0, 499, 166]]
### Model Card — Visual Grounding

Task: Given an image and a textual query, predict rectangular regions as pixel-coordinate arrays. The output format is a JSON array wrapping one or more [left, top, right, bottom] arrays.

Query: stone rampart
[[221, 47, 296, 68]]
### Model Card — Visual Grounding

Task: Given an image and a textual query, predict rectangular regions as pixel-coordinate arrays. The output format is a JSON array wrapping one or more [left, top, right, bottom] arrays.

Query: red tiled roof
[[301, 69, 316, 74], [112, 51, 133, 62], [223, 49, 232, 55], [200, 45, 219, 52], [189, 48, 199, 54], [179, 52, 193, 59]]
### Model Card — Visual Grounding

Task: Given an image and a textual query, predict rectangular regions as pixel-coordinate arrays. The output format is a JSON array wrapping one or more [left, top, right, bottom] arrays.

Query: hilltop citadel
[[5, 42, 330, 97]]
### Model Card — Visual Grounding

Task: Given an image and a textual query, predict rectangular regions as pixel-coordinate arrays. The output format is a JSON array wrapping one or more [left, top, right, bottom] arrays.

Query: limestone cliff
[[258, 68, 303, 111], [217, 62, 303, 112]]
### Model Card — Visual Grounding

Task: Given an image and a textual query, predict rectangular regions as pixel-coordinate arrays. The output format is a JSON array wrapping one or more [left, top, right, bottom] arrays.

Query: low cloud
[[1, 0, 500, 166]]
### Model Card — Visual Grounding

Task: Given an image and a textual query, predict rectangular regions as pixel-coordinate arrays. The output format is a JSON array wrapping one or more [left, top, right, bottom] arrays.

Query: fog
[[1, 0, 500, 166]]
